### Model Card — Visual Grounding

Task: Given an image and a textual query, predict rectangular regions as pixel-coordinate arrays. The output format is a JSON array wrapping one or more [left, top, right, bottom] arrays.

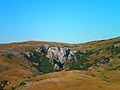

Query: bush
[[30, 52, 55, 73], [66, 53, 92, 71]]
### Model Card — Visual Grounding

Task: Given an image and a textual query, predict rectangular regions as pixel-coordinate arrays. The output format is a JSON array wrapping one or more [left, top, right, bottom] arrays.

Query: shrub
[[30, 52, 55, 73]]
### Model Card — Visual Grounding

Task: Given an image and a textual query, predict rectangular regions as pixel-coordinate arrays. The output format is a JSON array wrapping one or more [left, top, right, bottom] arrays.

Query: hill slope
[[0, 37, 120, 90]]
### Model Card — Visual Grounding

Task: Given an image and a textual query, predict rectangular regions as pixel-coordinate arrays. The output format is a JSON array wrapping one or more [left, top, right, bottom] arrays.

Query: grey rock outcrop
[[24, 46, 73, 70], [24, 52, 34, 58], [35, 45, 49, 55], [47, 46, 72, 70]]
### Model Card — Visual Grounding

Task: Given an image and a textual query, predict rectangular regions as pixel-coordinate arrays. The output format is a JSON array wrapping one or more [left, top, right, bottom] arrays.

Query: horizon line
[[0, 36, 119, 45]]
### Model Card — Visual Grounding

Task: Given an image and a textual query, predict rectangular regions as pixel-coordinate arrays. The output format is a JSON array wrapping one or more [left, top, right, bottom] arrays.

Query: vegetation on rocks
[[27, 51, 55, 74]]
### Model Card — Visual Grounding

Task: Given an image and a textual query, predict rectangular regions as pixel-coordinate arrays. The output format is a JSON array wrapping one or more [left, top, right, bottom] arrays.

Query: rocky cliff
[[25, 46, 73, 71]]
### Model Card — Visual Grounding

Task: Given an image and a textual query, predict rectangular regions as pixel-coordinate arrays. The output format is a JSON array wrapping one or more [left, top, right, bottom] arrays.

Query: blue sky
[[0, 0, 120, 44]]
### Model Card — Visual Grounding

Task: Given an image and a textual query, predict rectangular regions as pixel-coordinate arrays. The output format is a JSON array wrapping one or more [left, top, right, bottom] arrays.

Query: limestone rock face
[[47, 46, 72, 70]]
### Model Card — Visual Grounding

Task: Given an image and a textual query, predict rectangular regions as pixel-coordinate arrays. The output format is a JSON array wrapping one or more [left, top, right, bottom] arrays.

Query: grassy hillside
[[67, 37, 120, 71], [10, 71, 120, 90], [0, 37, 120, 90]]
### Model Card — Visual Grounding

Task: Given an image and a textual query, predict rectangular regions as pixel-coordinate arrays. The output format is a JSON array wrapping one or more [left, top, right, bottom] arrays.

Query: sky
[[0, 0, 120, 44]]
